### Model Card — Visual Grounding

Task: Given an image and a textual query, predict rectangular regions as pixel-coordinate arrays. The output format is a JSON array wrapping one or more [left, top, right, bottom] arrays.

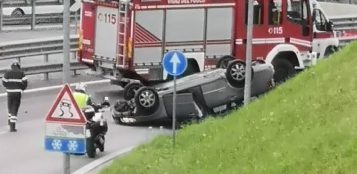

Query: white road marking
[[0, 130, 8, 135], [0, 79, 110, 97]]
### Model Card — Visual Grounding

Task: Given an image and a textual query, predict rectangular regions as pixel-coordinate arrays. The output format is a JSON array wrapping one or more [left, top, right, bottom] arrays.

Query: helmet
[[11, 62, 21, 69], [75, 83, 87, 92]]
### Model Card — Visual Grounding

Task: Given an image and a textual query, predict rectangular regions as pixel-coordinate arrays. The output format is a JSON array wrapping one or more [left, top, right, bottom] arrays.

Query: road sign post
[[63, 1, 71, 172], [162, 51, 187, 148], [31, 0, 36, 30], [44, 84, 87, 174], [0, 0, 3, 32], [244, 0, 254, 106], [63, 0, 70, 84]]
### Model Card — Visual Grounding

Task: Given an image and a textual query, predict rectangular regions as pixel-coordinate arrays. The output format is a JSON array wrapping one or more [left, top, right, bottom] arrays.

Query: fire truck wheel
[[216, 55, 234, 69], [167, 59, 200, 80], [123, 82, 143, 100], [11, 8, 24, 17], [184, 59, 200, 75], [226, 60, 253, 88], [272, 58, 296, 84], [324, 46, 338, 58], [134, 87, 159, 115]]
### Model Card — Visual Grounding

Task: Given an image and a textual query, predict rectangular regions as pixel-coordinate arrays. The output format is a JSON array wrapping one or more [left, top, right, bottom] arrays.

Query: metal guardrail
[[330, 15, 357, 31], [328, 15, 357, 47], [0, 35, 79, 59], [1, 13, 80, 25], [318, 0, 357, 4], [0, 0, 80, 31], [0, 35, 88, 79], [0, 62, 87, 78], [2, 0, 62, 6]]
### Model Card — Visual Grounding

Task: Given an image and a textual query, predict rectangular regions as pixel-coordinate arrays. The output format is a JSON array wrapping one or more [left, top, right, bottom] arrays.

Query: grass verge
[[101, 42, 357, 174]]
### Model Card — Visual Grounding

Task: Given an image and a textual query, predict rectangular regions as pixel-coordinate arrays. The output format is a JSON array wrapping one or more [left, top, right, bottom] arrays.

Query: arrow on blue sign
[[170, 53, 181, 74], [162, 51, 187, 76]]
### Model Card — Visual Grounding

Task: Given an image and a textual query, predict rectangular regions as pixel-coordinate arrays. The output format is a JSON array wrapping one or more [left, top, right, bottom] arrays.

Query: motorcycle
[[83, 97, 110, 158]]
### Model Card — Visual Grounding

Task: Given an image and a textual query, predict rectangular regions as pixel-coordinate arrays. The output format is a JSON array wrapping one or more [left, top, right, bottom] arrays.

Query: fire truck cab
[[79, 0, 338, 86]]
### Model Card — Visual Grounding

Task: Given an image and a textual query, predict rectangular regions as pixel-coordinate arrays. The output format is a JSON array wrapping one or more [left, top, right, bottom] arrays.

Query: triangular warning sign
[[45, 84, 87, 124]]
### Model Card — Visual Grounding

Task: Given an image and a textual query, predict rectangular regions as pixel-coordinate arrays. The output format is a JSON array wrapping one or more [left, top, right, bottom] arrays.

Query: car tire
[[134, 87, 159, 115], [226, 60, 253, 88], [86, 137, 96, 158], [123, 82, 143, 100], [216, 55, 234, 69], [272, 58, 296, 84]]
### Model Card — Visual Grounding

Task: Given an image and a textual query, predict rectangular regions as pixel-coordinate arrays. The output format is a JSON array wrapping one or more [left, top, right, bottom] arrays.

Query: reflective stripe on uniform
[[6, 89, 23, 93], [2, 78, 23, 83], [10, 116, 17, 123]]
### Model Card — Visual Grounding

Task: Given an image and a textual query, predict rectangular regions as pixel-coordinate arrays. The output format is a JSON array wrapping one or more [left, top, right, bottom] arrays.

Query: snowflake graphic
[[51, 139, 62, 150], [67, 140, 78, 152]]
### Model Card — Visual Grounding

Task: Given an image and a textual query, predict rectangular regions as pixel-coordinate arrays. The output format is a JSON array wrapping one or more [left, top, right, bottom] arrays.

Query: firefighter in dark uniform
[[2, 62, 28, 132]]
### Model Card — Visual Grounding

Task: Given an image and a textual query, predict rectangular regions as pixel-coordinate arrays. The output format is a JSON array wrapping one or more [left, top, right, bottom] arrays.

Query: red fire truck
[[78, 0, 339, 87]]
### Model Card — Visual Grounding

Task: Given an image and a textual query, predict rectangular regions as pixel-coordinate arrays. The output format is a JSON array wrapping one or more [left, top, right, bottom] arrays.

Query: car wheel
[[123, 82, 143, 100], [216, 55, 234, 69], [226, 60, 253, 88], [86, 137, 96, 158], [134, 87, 159, 115], [272, 58, 296, 84]]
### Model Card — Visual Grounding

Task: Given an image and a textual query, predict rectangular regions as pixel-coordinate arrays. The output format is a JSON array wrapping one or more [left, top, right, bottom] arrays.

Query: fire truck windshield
[[287, 0, 308, 24]]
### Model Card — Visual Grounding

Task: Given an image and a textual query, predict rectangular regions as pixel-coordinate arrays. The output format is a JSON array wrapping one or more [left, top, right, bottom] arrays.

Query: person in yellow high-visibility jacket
[[73, 83, 93, 109]]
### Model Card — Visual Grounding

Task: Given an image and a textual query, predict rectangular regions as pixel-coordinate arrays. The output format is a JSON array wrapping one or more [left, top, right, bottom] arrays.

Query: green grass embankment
[[101, 42, 357, 174]]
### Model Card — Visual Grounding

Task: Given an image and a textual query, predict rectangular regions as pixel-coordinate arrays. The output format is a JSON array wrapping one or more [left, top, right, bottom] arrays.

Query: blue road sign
[[162, 51, 187, 76], [45, 137, 86, 154]]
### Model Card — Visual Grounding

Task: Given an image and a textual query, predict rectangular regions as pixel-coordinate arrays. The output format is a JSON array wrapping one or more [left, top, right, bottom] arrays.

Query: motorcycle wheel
[[86, 137, 96, 158], [98, 136, 105, 152]]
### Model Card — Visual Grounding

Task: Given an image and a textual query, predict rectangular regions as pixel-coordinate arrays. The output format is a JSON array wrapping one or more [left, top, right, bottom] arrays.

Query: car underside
[[112, 60, 275, 125]]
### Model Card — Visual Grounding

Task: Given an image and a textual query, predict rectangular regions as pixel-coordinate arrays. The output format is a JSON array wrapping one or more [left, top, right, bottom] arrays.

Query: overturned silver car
[[112, 60, 274, 124]]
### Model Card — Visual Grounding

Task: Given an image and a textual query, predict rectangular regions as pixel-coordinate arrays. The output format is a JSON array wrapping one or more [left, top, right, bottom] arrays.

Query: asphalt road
[[0, 78, 171, 174], [0, 27, 77, 43]]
